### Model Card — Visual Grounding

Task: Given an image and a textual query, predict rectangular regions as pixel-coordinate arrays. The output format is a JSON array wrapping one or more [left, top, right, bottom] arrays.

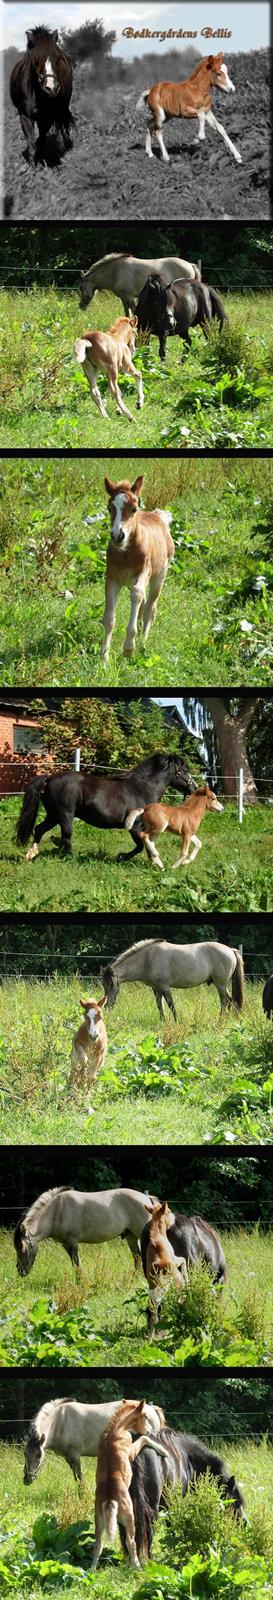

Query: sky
[[2, 1, 270, 57]]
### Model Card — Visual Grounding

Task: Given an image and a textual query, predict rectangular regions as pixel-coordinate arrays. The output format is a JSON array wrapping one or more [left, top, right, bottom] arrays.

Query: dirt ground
[[3, 49, 271, 221]]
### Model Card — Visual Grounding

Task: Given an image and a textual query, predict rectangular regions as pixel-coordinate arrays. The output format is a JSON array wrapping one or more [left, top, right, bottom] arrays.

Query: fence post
[[75, 747, 81, 772], [238, 766, 244, 824]]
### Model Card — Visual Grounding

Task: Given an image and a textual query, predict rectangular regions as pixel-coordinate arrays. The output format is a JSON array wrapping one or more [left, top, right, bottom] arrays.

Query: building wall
[[0, 715, 51, 795]]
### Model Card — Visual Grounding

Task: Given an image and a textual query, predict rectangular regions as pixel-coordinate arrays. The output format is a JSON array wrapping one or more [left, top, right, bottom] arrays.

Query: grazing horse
[[23, 1397, 165, 1486], [136, 275, 227, 360], [136, 52, 242, 165], [14, 1185, 158, 1275], [74, 316, 143, 422], [119, 1427, 246, 1561], [141, 1210, 227, 1333], [102, 937, 245, 1019], [125, 785, 223, 871], [92, 1401, 168, 1570], [102, 474, 174, 663], [262, 975, 273, 1019], [10, 27, 73, 165], [16, 751, 196, 862], [79, 253, 201, 313]]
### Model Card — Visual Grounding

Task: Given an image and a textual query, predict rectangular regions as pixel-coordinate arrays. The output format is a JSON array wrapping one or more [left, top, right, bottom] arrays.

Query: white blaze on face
[[217, 62, 235, 92], [111, 493, 131, 547], [44, 56, 55, 90], [87, 1007, 99, 1040]]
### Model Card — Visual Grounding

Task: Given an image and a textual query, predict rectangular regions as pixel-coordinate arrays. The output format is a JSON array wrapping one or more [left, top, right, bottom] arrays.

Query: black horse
[[16, 751, 196, 861], [262, 975, 273, 1019], [136, 274, 227, 359], [119, 1428, 246, 1562], [141, 1212, 227, 1332], [10, 26, 73, 165]]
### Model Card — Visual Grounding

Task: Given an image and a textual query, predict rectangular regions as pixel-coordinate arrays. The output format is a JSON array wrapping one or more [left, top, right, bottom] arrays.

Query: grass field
[[1, 798, 273, 916], [1, 456, 273, 688], [1, 1437, 272, 1597], [0, 974, 272, 1145], [0, 287, 272, 451], [1, 1224, 273, 1368]]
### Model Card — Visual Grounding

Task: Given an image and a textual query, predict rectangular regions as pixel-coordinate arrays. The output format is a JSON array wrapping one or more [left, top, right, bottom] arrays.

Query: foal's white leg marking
[[195, 110, 206, 142], [122, 351, 144, 411], [109, 376, 134, 420], [26, 842, 39, 862], [205, 109, 242, 164], [173, 834, 202, 868], [144, 837, 165, 870], [102, 579, 121, 663], [145, 126, 153, 158], [85, 361, 108, 418], [155, 127, 170, 163]]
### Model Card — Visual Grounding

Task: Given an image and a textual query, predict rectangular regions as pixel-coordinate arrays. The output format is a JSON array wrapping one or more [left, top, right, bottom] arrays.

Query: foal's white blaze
[[87, 1007, 99, 1039], [111, 493, 131, 546], [44, 56, 55, 90], [217, 62, 235, 92]]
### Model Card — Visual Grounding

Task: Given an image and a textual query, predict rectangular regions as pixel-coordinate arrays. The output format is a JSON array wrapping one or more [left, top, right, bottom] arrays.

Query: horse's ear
[[40, 1433, 46, 1446], [98, 994, 107, 1008], [80, 998, 88, 1008], [105, 476, 115, 495], [139, 1400, 146, 1412], [26, 30, 34, 46], [131, 476, 144, 496], [207, 54, 214, 67], [228, 1474, 236, 1490], [52, 29, 59, 42], [80, 271, 85, 279]]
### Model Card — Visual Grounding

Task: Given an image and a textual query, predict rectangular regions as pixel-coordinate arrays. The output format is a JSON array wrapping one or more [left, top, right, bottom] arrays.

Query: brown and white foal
[[102, 474, 174, 663], [137, 52, 242, 166], [74, 316, 143, 421], [69, 996, 107, 1112], [92, 1399, 167, 1570], [143, 1202, 187, 1333], [125, 785, 223, 870]]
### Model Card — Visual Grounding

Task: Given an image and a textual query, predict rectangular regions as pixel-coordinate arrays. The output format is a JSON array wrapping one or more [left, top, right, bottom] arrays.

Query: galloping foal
[[102, 474, 174, 663], [74, 316, 143, 421], [92, 1399, 167, 1569], [125, 785, 223, 870], [137, 52, 242, 165]]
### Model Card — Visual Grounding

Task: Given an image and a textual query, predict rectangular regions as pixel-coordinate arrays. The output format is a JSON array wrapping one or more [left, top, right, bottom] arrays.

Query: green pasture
[[0, 973, 272, 1145], [0, 456, 272, 688], [0, 1437, 272, 1598], [1, 1224, 273, 1368], [0, 797, 272, 916], [0, 287, 272, 451]]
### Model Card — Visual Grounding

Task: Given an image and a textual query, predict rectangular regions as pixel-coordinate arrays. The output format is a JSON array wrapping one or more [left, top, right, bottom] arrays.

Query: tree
[[203, 696, 261, 802], [60, 19, 116, 68]]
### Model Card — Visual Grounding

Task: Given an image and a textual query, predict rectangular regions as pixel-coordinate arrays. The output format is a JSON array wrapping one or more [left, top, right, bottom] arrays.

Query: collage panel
[[0, 0, 273, 1596]]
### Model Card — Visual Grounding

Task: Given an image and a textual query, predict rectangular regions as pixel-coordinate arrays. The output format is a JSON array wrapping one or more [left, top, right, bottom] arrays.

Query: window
[[13, 725, 45, 755]]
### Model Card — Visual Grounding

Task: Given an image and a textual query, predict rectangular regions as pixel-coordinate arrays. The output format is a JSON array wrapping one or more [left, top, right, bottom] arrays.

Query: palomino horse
[[79, 252, 201, 313], [141, 1209, 227, 1332], [23, 1397, 165, 1486], [16, 751, 196, 861], [10, 26, 73, 164], [92, 1400, 168, 1570], [137, 52, 242, 165], [125, 784, 223, 870], [14, 1185, 157, 1274], [102, 937, 245, 1018], [120, 1428, 246, 1562], [74, 316, 143, 422], [102, 474, 174, 663]]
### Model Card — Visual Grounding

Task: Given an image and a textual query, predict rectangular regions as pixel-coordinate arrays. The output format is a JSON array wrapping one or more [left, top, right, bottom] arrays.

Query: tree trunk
[[203, 698, 260, 802]]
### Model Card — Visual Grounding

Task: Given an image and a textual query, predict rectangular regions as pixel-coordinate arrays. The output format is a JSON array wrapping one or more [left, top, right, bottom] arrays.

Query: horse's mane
[[88, 253, 131, 270], [101, 1400, 142, 1441], [191, 1214, 222, 1248], [25, 1185, 72, 1224], [27, 26, 57, 43], [30, 1397, 72, 1438], [115, 936, 167, 962]]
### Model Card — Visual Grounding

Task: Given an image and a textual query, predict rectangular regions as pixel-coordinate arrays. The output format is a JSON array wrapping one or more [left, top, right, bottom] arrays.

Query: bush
[[162, 1261, 223, 1342], [162, 1471, 236, 1561]]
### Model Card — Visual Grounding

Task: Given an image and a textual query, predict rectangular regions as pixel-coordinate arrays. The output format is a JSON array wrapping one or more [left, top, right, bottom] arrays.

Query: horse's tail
[[232, 950, 245, 1011], [124, 808, 144, 831], [74, 337, 92, 365], [102, 1499, 118, 1542], [136, 89, 150, 113], [16, 776, 46, 847], [207, 286, 228, 327], [119, 1469, 155, 1562]]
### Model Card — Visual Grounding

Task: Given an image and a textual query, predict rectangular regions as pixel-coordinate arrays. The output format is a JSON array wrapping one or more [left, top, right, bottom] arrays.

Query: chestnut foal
[[92, 1399, 167, 1570], [142, 1201, 187, 1334], [137, 52, 242, 166], [125, 784, 223, 870], [74, 316, 143, 421], [102, 474, 174, 664], [69, 996, 107, 1112]]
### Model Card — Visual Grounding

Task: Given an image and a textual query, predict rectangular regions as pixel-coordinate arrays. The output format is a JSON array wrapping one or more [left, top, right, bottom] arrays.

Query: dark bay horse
[[10, 27, 73, 164], [262, 975, 273, 1019], [136, 275, 227, 360], [16, 752, 196, 861], [119, 1427, 246, 1561], [141, 1211, 227, 1332]]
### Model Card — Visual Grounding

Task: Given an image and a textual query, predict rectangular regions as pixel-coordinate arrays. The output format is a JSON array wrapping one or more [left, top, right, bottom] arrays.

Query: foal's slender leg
[[102, 578, 120, 664], [109, 376, 134, 421], [173, 834, 202, 868], [205, 109, 242, 164], [124, 583, 147, 656], [193, 109, 206, 144], [84, 360, 108, 418], [142, 562, 169, 643], [145, 125, 153, 158], [91, 1510, 105, 1571], [154, 112, 170, 164], [122, 352, 144, 411]]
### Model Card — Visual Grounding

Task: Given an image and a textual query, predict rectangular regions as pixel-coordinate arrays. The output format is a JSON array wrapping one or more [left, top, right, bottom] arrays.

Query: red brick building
[[0, 699, 52, 794]]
